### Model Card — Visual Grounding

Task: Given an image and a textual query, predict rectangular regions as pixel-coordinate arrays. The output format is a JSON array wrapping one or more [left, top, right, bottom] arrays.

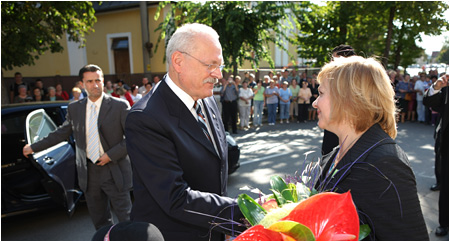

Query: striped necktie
[[194, 101, 213, 143], [86, 103, 101, 163]]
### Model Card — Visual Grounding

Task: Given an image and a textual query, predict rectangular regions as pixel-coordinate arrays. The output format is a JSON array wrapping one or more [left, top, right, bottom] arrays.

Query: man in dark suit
[[23, 64, 132, 230], [424, 75, 449, 236], [125, 23, 245, 241]]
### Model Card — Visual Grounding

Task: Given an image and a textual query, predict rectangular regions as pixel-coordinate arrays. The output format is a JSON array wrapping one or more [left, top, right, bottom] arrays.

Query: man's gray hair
[[166, 23, 220, 65]]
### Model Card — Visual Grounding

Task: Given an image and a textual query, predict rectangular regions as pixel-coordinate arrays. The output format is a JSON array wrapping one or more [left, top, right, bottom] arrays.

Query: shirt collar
[[87, 93, 104, 109], [166, 73, 196, 111]]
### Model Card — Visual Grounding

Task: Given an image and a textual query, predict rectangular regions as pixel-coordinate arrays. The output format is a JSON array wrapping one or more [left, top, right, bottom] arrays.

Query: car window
[[26, 109, 58, 144], [1, 113, 27, 136], [44, 106, 67, 127]]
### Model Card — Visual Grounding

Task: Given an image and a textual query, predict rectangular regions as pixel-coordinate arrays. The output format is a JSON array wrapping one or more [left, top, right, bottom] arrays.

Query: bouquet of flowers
[[233, 174, 370, 241]]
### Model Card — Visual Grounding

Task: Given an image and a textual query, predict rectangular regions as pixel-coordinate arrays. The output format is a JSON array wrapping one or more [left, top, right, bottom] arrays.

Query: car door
[[25, 108, 81, 216]]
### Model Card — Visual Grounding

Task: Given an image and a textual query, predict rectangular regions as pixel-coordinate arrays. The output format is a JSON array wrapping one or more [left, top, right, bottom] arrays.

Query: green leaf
[[268, 221, 316, 241], [287, 183, 298, 202], [295, 182, 311, 202], [358, 224, 372, 241], [272, 190, 287, 206], [270, 175, 295, 205], [237, 194, 267, 226]]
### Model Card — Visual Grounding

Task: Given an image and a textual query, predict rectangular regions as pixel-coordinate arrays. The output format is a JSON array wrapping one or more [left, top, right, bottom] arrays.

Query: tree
[[1, 1, 96, 71], [153, 1, 300, 76], [295, 1, 449, 68], [437, 39, 449, 64], [385, 1, 449, 69], [294, 1, 362, 66]]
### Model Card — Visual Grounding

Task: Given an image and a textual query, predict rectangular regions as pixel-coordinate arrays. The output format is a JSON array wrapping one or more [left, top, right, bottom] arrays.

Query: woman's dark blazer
[[315, 124, 429, 240]]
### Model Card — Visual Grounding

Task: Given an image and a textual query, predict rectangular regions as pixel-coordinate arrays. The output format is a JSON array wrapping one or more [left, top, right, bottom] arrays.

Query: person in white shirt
[[130, 85, 142, 103], [414, 74, 427, 122], [238, 81, 254, 129], [138, 77, 149, 95]]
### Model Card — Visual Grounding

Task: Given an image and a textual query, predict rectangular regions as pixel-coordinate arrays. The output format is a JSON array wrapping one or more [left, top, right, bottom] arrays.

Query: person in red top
[[55, 83, 69, 100], [112, 86, 134, 106]]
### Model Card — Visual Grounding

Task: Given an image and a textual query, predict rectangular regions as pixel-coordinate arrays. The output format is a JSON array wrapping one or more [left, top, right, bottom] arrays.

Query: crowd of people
[[391, 68, 442, 126], [213, 69, 320, 133], [9, 65, 442, 133], [7, 71, 161, 108], [208, 65, 444, 135]]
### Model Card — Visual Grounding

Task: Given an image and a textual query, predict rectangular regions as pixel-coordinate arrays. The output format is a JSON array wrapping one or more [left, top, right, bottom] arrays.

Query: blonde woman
[[313, 56, 428, 240], [70, 87, 82, 101]]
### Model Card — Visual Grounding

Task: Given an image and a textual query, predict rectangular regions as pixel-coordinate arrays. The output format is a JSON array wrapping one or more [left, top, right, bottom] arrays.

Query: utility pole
[[140, 1, 151, 78]]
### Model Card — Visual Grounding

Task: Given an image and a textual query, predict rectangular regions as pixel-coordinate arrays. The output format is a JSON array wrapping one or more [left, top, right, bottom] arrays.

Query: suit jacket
[[315, 124, 429, 240], [424, 86, 449, 156], [125, 79, 244, 241], [31, 95, 132, 193]]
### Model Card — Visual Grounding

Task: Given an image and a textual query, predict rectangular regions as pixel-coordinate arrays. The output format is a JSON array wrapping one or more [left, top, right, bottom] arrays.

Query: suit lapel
[[77, 98, 88, 150], [97, 95, 111, 149], [97, 95, 111, 129], [202, 97, 224, 158], [159, 80, 219, 158]]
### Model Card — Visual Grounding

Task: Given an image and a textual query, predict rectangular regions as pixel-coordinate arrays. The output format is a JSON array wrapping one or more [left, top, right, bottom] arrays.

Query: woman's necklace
[[327, 136, 359, 177], [336, 134, 361, 163]]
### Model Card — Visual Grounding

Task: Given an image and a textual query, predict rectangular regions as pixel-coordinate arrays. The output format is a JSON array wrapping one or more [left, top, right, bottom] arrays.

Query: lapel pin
[[212, 114, 216, 119]]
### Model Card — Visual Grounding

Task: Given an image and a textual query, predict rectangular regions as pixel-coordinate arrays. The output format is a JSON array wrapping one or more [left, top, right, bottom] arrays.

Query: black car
[[2, 101, 240, 217], [2, 101, 81, 217], [226, 132, 240, 174]]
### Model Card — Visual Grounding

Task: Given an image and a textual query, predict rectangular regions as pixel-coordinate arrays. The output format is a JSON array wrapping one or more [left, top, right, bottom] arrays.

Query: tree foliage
[[294, 1, 449, 68], [154, 1, 300, 76], [437, 39, 449, 64], [1, 1, 97, 71]]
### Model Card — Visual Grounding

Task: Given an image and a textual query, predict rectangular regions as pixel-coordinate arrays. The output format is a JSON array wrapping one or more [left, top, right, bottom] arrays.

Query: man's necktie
[[87, 103, 101, 163], [194, 101, 213, 143]]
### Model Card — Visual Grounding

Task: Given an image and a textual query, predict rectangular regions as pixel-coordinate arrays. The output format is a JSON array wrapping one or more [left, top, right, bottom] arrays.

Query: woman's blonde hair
[[72, 87, 81, 93], [317, 56, 398, 138]]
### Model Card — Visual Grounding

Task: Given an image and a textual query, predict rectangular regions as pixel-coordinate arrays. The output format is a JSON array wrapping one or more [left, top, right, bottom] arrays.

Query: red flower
[[281, 191, 359, 241], [261, 199, 279, 212], [234, 225, 295, 241], [234, 191, 359, 241]]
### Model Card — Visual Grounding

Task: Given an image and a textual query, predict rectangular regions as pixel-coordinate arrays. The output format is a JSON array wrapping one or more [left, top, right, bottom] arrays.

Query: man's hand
[[23, 144, 33, 158], [97, 153, 111, 166], [434, 78, 449, 91]]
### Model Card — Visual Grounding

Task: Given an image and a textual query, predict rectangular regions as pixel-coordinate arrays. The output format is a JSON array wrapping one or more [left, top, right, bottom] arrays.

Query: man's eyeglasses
[[179, 51, 225, 73]]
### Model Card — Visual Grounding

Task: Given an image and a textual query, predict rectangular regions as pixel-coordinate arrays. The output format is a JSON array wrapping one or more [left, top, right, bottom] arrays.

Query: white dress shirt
[[86, 94, 105, 160]]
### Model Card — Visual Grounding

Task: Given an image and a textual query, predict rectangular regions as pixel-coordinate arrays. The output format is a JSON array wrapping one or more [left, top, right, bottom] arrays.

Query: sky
[[417, 32, 448, 56]]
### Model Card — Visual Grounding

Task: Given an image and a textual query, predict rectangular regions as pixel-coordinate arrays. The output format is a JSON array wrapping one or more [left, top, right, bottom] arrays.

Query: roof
[[2, 101, 70, 115]]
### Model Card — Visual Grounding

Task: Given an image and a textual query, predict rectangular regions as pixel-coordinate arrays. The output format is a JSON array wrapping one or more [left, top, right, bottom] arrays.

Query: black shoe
[[430, 184, 441, 191], [435, 226, 449, 236]]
